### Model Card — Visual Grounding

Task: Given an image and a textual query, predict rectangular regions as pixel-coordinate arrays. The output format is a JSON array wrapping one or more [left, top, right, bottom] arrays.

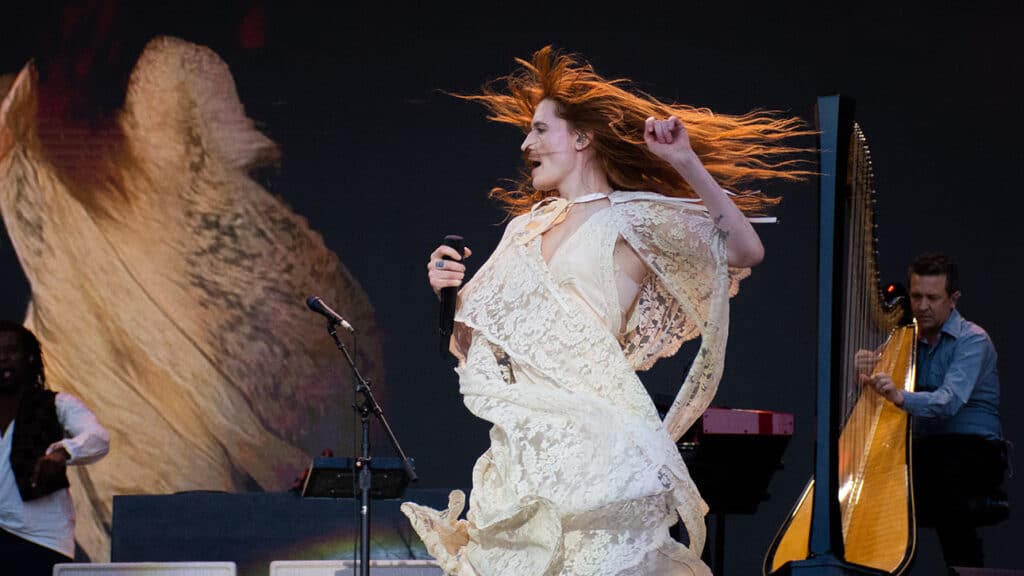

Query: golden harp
[[764, 95, 917, 576]]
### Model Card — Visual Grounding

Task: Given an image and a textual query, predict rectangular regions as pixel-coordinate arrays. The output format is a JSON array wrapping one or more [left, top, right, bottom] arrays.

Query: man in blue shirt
[[865, 253, 1007, 570]]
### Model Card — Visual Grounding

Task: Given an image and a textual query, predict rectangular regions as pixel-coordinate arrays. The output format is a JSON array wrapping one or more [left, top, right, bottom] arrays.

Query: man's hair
[[0, 320, 47, 391], [908, 252, 959, 295]]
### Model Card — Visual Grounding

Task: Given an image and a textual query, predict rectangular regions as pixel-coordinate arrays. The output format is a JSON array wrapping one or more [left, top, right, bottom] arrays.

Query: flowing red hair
[[458, 46, 814, 216]]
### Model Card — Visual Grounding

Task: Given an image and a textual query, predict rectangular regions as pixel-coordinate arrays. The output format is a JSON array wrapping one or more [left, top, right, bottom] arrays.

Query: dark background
[[1, 2, 1021, 574]]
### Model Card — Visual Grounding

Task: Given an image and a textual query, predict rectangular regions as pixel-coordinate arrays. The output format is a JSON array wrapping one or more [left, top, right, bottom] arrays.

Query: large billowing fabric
[[0, 37, 383, 560], [402, 192, 748, 575]]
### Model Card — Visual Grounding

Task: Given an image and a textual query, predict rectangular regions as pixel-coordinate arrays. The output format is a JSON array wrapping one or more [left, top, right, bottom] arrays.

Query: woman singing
[[402, 46, 810, 576]]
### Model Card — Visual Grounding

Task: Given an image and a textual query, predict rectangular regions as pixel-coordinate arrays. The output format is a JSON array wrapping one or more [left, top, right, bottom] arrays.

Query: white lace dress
[[401, 191, 749, 575]]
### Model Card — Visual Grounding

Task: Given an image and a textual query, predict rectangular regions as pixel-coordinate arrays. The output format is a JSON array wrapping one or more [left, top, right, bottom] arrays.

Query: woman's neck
[[558, 168, 612, 201]]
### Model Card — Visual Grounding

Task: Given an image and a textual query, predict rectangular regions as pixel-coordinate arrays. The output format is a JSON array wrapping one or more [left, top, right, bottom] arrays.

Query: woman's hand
[[427, 244, 472, 299], [644, 116, 696, 166]]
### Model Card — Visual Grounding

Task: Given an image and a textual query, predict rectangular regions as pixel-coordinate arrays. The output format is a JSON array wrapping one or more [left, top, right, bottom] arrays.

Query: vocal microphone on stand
[[439, 235, 464, 358], [306, 296, 356, 333]]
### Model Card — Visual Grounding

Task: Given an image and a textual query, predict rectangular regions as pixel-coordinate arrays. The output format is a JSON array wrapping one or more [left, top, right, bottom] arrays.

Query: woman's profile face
[[520, 99, 577, 192]]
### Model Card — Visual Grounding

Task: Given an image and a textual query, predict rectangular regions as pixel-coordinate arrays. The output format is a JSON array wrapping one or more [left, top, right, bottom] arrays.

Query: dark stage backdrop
[[1, 2, 1021, 574]]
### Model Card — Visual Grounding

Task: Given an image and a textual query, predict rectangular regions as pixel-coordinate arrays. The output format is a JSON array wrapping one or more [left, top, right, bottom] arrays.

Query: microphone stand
[[325, 320, 418, 576]]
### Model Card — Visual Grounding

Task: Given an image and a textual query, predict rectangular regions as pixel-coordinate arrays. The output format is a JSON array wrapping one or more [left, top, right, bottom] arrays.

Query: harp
[[763, 95, 917, 575]]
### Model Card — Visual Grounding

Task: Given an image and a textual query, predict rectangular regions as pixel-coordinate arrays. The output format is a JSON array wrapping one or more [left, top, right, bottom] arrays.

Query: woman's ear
[[574, 130, 591, 151]]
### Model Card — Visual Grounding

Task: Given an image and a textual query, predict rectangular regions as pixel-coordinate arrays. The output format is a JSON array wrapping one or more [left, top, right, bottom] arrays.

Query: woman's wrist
[[672, 152, 722, 199], [669, 150, 702, 176]]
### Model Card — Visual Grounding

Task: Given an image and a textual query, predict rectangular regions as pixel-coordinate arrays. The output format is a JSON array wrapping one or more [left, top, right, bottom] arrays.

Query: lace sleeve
[[612, 195, 749, 439], [614, 198, 749, 370], [450, 212, 531, 362]]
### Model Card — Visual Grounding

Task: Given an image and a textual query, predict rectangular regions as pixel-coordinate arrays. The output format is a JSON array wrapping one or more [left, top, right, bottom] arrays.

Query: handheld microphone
[[439, 235, 464, 357], [306, 296, 356, 333]]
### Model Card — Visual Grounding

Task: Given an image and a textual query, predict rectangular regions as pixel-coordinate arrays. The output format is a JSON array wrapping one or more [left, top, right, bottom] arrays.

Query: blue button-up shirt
[[901, 309, 1002, 440]]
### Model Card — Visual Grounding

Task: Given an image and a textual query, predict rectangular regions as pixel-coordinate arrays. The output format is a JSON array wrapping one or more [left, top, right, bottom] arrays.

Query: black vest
[[10, 389, 69, 501]]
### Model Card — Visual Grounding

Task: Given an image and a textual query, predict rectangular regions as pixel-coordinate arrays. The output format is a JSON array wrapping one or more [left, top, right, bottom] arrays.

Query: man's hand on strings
[[860, 372, 905, 407], [854, 348, 882, 376]]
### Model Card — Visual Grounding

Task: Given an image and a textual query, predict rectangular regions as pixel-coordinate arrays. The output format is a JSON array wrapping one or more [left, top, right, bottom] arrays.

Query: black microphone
[[306, 296, 356, 333], [439, 235, 464, 357]]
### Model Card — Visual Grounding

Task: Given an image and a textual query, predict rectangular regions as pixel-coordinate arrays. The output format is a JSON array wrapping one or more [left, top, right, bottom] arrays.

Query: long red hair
[[458, 46, 814, 216]]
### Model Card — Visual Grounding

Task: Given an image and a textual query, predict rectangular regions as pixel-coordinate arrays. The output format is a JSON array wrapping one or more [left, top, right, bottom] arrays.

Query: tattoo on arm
[[713, 214, 731, 240]]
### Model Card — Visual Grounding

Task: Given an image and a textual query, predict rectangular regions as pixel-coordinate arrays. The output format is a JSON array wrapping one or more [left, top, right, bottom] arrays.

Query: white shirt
[[0, 392, 109, 558]]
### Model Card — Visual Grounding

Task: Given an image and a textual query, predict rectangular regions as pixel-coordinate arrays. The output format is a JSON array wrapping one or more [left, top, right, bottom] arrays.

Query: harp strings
[[837, 123, 891, 524]]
